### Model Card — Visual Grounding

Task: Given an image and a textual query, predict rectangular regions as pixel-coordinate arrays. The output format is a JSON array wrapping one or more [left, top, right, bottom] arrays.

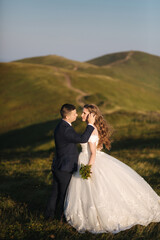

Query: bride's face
[[81, 108, 90, 122]]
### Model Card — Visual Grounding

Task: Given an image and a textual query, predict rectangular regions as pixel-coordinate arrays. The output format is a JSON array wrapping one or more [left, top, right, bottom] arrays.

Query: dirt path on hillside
[[54, 52, 133, 110], [106, 51, 134, 68], [104, 106, 122, 114], [63, 73, 124, 112], [64, 73, 88, 107]]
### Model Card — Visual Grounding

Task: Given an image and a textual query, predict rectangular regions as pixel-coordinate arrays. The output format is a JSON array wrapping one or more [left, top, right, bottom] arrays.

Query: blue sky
[[0, 0, 160, 62]]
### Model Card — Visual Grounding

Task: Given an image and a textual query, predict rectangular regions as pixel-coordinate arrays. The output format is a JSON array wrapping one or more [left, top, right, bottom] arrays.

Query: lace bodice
[[80, 134, 99, 154]]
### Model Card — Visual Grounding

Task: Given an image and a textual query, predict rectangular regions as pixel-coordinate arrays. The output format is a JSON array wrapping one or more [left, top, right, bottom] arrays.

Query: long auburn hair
[[84, 104, 113, 150]]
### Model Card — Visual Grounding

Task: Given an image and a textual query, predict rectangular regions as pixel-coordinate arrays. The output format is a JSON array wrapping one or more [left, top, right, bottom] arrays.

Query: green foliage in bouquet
[[79, 164, 92, 180]]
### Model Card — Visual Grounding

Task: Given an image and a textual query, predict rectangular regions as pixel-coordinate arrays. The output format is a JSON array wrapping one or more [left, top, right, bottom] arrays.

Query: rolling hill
[[0, 51, 160, 240], [0, 51, 160, 134]]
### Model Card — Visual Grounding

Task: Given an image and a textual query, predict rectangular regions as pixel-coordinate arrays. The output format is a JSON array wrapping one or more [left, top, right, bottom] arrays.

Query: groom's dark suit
[[45, 119, 94, 219]]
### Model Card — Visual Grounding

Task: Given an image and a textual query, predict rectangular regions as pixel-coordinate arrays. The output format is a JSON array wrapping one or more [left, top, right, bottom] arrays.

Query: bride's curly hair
[[84, 104, 113, 150]]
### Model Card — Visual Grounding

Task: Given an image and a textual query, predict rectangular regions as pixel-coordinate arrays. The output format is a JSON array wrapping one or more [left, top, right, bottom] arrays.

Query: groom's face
[[66, 109, 78, 123]]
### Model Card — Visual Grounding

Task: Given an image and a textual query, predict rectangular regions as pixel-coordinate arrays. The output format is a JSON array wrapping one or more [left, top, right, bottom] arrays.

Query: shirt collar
[[62, 119, 72, 126]]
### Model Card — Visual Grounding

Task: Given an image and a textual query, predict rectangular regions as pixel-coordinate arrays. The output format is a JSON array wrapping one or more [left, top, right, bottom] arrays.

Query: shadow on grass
[[0, 118, 59, 215], [0, 116, 160, 153], [0, 117, 160, 215], [112, 136, 160, 151], [0, 169, 53, 215], [0, 118, 60, 151], [0, 149, 55, 161]]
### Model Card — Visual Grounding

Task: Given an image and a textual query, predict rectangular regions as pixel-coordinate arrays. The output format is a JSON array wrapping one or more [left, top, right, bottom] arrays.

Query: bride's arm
[[88, 142, 96, 166]]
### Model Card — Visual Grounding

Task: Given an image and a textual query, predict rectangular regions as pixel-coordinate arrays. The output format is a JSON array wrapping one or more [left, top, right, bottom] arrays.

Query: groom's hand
[[88, 113, 95, 125]]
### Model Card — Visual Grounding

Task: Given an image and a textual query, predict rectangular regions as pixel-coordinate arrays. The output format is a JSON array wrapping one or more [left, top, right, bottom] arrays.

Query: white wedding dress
[[64, 134, 160, 234]]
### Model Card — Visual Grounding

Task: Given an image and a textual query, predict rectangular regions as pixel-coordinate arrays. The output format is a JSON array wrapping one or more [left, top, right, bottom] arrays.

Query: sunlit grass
[[0, 115, 160, 239], [0, 52, 160, 239]]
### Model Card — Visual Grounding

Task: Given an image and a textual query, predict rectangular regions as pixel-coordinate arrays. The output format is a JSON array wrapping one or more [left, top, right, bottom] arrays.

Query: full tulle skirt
[[64, 151, 160, 234]]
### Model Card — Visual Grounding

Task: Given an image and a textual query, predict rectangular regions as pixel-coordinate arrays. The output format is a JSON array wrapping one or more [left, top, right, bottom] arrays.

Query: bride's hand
[[88, 113, 95, 125]]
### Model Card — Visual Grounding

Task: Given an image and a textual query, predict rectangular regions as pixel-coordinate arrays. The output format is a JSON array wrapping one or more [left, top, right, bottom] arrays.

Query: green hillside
[[0, 51, 160, 134], [0, 62, 77, 134], [0, 51, 160, 239], [86, 51, 130, 66], [15, 54, 97, 71]]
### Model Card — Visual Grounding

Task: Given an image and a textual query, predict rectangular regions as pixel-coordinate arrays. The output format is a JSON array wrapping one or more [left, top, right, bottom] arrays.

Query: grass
[[0, 62, 77, 134], [0, 112, 160, 240], [15, 54, 97, 71], [86, 51, 129, 66], [0, 51, 160, 239], [0, 51, 160, 134]]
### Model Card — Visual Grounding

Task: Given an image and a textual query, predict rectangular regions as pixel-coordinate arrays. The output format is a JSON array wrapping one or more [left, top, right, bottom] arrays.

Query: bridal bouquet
[[79, 164, 92, 180]]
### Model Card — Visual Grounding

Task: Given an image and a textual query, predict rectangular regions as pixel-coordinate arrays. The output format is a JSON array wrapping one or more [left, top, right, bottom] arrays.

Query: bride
[[64, 104, 160, 234]]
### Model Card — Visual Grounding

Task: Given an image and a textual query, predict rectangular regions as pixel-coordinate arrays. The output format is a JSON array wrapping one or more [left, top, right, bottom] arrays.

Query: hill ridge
[[1, 50, 160, 133], [86, 50, 160, 67], [105, 51, 134, 68]]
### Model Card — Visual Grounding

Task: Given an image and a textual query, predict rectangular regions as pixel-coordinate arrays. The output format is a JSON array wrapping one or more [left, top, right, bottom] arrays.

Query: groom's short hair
[[60, 104, 76, 118]]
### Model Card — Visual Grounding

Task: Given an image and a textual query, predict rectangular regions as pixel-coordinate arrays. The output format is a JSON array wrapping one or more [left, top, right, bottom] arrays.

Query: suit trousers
[[45, 169, 72, 219]]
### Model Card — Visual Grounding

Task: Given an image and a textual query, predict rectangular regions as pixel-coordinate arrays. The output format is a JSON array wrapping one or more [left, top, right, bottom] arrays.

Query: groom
[[45, 103, 95, 221]]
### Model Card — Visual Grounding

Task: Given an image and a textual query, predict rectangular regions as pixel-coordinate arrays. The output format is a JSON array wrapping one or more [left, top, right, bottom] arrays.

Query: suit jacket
[[52, 119, 94, 173]]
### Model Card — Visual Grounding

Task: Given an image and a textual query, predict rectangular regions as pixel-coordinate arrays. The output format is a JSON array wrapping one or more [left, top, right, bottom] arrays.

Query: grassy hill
[[15, 54, 97, 71], [86, 51, 130, 66], [0, 62, 77, 134], [0, 51, 160, 134], [0, 51, 160, 239]]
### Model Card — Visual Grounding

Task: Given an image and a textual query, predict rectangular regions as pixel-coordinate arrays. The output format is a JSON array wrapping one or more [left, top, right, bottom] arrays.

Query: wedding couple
[[46, 103, 160, 234]]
